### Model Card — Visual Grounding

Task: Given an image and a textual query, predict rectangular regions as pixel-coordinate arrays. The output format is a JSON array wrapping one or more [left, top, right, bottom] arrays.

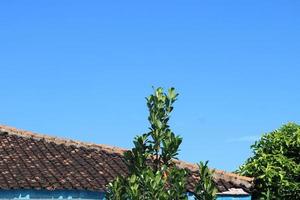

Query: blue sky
[[0, 1, 299, 171]]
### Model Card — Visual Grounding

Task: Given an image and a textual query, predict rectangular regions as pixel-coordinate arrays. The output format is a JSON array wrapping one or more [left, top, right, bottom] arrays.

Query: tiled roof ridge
[[0, 124, 127, 155], [0, 124, 253, 184], [173, 160, 253, 182]]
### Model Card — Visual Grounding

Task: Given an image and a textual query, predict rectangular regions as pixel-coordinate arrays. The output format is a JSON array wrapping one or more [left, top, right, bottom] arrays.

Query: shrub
[[238, 123, 300, 199]]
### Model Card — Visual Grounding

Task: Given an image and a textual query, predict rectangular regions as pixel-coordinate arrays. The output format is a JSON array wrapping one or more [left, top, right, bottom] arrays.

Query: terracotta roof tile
[[0, 125, 253, 194]]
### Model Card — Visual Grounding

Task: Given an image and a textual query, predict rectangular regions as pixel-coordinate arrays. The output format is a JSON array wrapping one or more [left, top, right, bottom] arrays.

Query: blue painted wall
[[215, 196, 251, 200], [0, 190, 251, 199], [0, 190, 103, 199], [187, 192, 251, 200]]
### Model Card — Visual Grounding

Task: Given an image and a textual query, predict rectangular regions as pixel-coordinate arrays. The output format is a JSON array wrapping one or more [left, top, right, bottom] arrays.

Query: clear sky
[[0, 0, 299, 171]]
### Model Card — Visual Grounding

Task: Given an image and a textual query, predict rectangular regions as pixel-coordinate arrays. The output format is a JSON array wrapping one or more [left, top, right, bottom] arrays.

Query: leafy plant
[[193, 161, 218, 200], [106, 87, 218, 200], [238, 123, 300, 199], [106, 87, 187, 200]]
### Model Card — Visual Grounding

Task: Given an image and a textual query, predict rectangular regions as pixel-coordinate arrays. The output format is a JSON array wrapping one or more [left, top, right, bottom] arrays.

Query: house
[[0, 125, 253, 199]]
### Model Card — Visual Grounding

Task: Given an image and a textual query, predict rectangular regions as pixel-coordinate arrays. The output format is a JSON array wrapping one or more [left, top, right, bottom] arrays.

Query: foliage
[[106, 87, 187, 200], [193, 161, 218, 200], [238, 123, 300, 199], [106, 87, 218, 200]]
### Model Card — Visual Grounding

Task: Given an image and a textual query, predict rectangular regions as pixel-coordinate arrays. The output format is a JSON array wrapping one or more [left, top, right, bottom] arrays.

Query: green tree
[[238, 123, 300, 199], [106, 87, 187, 200], [106, 87, 218, 200]]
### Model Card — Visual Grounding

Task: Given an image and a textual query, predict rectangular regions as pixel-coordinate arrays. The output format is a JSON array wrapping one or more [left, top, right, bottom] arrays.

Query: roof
[[0, 125, 254, 195]]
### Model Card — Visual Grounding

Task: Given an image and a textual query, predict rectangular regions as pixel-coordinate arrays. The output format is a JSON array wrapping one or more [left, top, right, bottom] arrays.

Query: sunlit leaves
[[106, 87, 187, 200], [106, 87, 218, 200], [194, 161, 218, 200], [238, 123, 300, 199]]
